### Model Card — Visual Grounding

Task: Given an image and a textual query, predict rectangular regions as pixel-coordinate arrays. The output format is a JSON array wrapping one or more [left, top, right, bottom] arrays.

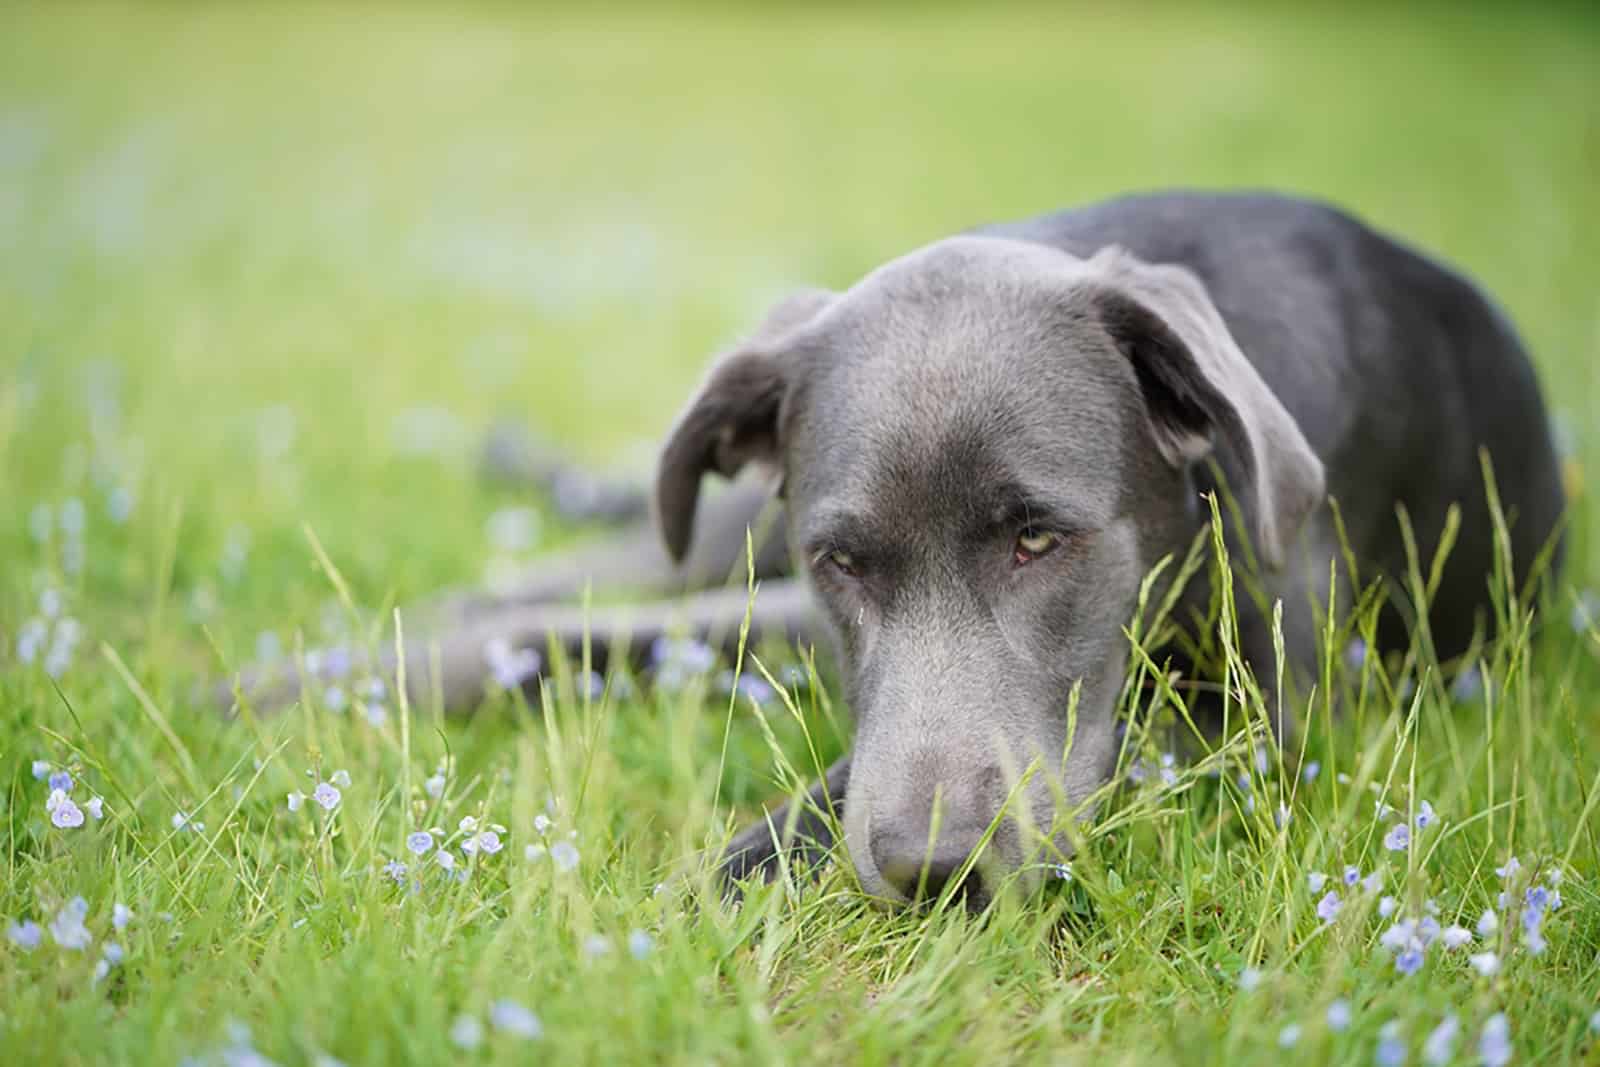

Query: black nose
[[871, 825, 987, 904]]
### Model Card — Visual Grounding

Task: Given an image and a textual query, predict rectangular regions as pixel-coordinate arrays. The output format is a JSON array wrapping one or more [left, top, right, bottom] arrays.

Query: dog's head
[[655, 237, 1323, 905]]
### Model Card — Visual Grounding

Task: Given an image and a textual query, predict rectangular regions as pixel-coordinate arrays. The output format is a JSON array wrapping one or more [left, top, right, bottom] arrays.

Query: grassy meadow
[[3, 3, 1600, 1063]]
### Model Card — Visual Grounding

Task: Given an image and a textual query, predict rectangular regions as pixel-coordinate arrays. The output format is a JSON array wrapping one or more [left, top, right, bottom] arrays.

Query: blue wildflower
[[1307, 872, 1328, 893], [406, 831, 434, 856], [6, 920, 42, 951], [1362, 870, 1383, 893], [484, 638, 541, 690], [1237, 967, 1262, 992], [1395, 945, 1424, 976], [1468, 951, 1499, 977], [47, 789, 85, 829], [48, 770, 73, 793], [1277, 1024, 1301, 1049], [628, 929, 654, 960], [1316, 890, 1342, 924], [1440, 925, 1472, 950], [1422, 1015, 1459, 1067], [1479, 1014, 1511, 1067], [1343, 865, 1361, 887], [112, 904, 133, 931], [1383, 823, 1410, 851], [1379, 896, 1398, 918], [313, 782, 341, 810], [1376, 1020, 1406, 1066], [382, 860, 407, 884], [30, 760, 51, 781], [1495, 856, 1521, 880], [550, 840, 580, 872], [450, 1015, 484, 1051], [489, 999, 542, 1040], [1326, 999, 1352, 1032], [84, 795, 103, 819], [49, 897, 92, 950], [1302, 760, 1320, 784], [1415, 800, 1436, 830]]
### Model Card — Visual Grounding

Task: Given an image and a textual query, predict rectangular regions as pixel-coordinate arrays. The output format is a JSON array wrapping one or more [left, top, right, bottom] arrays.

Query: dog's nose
[[871, 824, 987, 903]]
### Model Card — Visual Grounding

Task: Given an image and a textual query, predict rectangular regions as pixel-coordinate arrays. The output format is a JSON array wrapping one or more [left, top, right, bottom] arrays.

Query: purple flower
[[112, 904, 132, 930], [48, 770, 73, 793], [1316, 890, 1342, 924], [1395, 945, 1424, 975], [382, 860, 407, 884], [31, 760, 51, 781], [1307, 872, 1328, 893], [1376, 1021, 1406, 1067], [474, 830, 503, 855], [1343, 865, 1361, 887], [313, 782, 341, 810], [1440, 925, 1472, 950], [1523, 926, 1547, 955], [489, 999, 542, 1040], [1380, 919, 1418, 952], [1378, 896, 1398, 918], [1495, 856, 1521, 880], [406, 831, 434, 856], [627, 929, 654, 960], [1277, 1024, 1301, 1049], [287, 791, 305, 812], [329, 769, 352, 788], [1414, 800, 1436, 830], [1468, 951, 1499, 977], [1344, 638, 1368, 671], [1476, 909, 1498, 937], [1326, 999, 1353, 1032], [1422, 1015, 1459, 1066], [47, 789, 85, 828], [1416, 916, 1440, 947], [1362, 870, 1383, 893], [1237, 967, 1262, 992], [6, 920, 42, 951], [1383, 823, 1410, 851], [1302, 760, 1321, 784], [485, 638, 541, 690], [550, 840, 580, 872], [1524, 885, 1550, 914], [84, 796, 103, 819], [450, 1015, 483, 1051], [49, 897, 92, 950], [1479, 1014, 1511, 1067]]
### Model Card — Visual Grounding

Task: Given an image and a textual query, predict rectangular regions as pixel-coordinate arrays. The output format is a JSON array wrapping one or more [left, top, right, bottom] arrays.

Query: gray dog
[[240, 191, 1565, 907]]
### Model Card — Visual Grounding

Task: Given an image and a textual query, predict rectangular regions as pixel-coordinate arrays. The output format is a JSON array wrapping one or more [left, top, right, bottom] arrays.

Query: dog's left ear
[[1084, 250, 1325, 569], [654, 289, 835, 562]]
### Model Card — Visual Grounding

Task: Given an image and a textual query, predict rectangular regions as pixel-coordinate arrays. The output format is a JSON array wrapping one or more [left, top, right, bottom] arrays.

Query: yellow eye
[[821, 549, 859, 576], [1014, 529, 1061, 564]]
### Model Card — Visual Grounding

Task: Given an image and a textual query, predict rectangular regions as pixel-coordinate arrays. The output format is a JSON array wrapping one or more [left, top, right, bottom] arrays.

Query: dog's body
[[242, 192, 1564, 906]]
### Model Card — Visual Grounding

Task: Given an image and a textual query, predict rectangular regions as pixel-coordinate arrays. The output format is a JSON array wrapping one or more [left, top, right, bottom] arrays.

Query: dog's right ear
[[654, 289, 834, 562]]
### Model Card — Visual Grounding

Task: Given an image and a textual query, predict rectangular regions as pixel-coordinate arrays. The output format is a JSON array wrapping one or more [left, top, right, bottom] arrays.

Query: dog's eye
[[819, 548, 859, 577], [1013, 528, 1062, 566]]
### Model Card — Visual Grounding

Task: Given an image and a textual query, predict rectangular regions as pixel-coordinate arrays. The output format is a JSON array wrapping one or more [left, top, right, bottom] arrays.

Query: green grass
[[4, 2, 1600, 1063]]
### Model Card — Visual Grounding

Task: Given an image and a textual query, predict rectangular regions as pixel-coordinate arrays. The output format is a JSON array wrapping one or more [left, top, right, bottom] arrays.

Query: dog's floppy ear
[[654, 289, 835, 562], [1084, 249, 1325, 569]]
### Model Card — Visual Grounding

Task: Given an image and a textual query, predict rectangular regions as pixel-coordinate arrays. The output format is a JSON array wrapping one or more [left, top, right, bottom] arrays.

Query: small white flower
[[1237, 967, 1262, 992], [1476, 909, 1499, 937], [1441, 925, 1473, 950], [84, 796, 104, 820], [406, 830, 434, 856], [628, 929, 654, 960], [31, 760, 51, 781], [475, 831, 502, 855], [450, 1015, 483, 1051], [1479, 1013, 1512, 1067], [1362, 870, 1383, 894], [1277, 1024, 1301, 1049], [533, 814, 552, 834], [1423, 1014, 1460, 1066], [524, 843, 547, 862], [313, 782, 341, 810], [583, 933, 613, 958], [6, 920, 43, 951], [1326, 999, 1352, 1031], [424, 773, 446, 799], [489, 999, 542, 1040], [1378, 895, 1398, 918], [171, 811, 203, 832], [550, 840, 579, 872], [287, 791, 306, 813], [330, 769, 352, 788], [112, 903, 133, 931], [1468, 951, 1500, 977], [1307, 872, 1328, 893], [435, 850, 457, 871], [459, 816, 479, 833]]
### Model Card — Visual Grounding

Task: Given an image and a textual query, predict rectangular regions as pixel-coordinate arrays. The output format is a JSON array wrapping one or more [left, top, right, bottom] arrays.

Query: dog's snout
[[870, 823, 988, 904]]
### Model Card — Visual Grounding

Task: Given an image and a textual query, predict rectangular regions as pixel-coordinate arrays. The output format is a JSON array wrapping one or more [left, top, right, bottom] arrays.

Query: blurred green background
[[2, 1, 1598, 649]]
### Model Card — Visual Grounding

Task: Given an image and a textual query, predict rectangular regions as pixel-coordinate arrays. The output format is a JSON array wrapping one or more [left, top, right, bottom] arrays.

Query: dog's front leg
[[219, 579, 819, 716], [720, 755, 850, 885]]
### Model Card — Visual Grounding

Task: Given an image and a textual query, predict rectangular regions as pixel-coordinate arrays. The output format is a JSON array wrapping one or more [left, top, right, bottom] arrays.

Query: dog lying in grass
[[232, 191, 1565, 908]]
